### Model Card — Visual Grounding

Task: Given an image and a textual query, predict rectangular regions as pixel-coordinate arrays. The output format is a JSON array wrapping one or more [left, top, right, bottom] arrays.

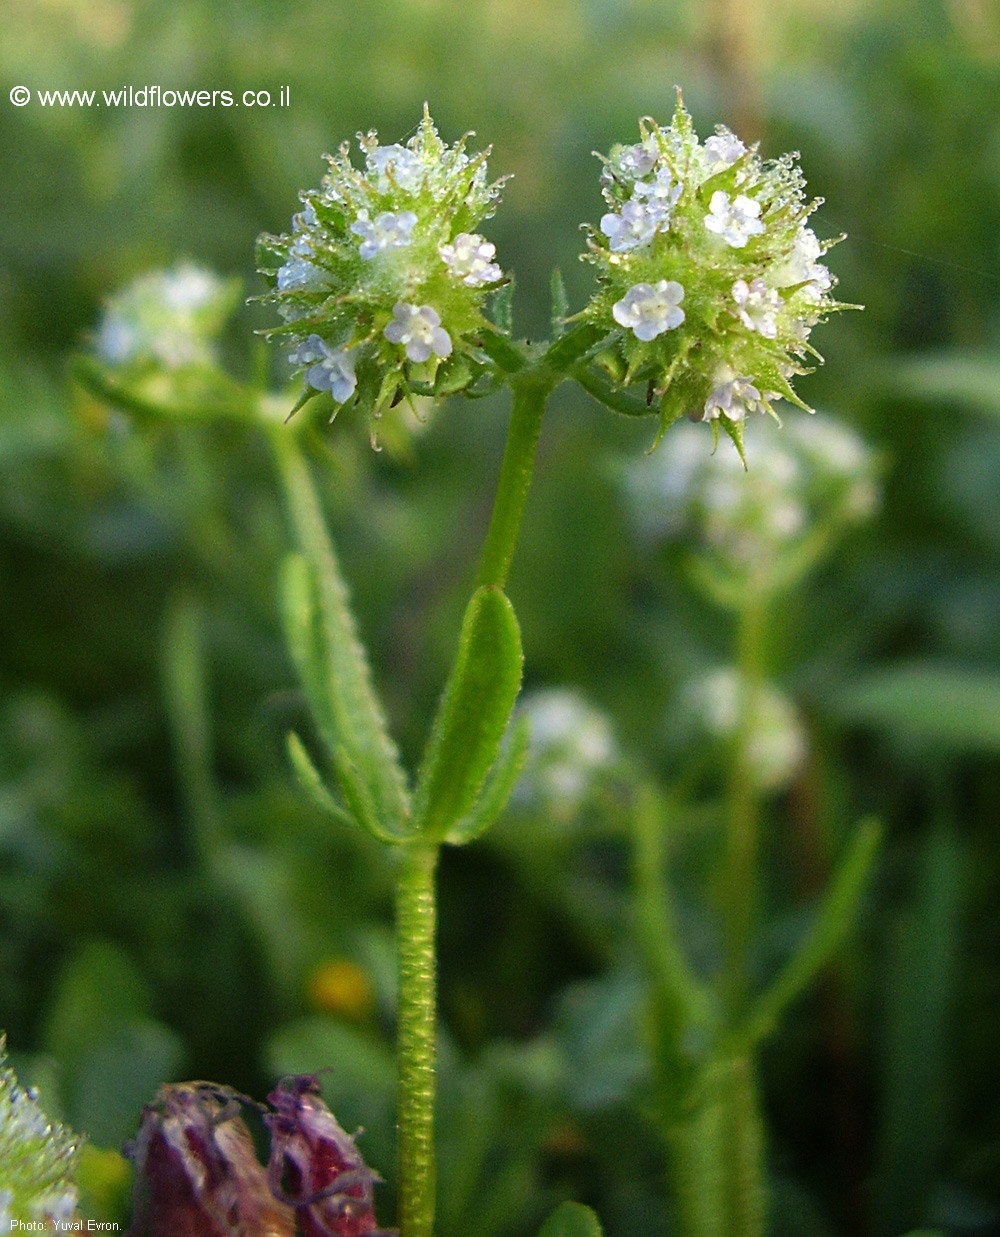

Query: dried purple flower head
[[266, 1076, 396, 1237], [127, 1082, 294, 1237]]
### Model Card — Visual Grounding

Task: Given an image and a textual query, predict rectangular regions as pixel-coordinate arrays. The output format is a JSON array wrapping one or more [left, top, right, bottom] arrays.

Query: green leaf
[[831, 663, 1000, 753], [536, 1202, 604, 1237], [742, 818, 881, 1046], [286, 731, 357, 830], [478, 325, 527, 373], [489, 275, 516, 335], [445, 713, 530, 845], [412, 586, 523, 841], [274, 435, 411, 836], [572, 365, 653, 417]]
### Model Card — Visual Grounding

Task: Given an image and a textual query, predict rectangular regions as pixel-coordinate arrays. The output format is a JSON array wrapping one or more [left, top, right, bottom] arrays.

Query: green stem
[[476, 368, 558, 590], [395, 844, 440, 1237]]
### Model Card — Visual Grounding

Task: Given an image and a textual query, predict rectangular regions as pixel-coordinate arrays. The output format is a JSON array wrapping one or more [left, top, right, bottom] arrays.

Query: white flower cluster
[[679, 668, 806, 792], [623, 413, 879, 581], [260, 108, 508, 428], [0, 1041, 79, 1230], [513, 689, 618, 820], [585, 94, 847, 456], [95, 263, 238, 371]]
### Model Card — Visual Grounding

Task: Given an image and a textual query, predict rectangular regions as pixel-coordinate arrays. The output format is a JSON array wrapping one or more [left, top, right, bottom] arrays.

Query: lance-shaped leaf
[[536, 1202, 604, 1237], [740, 817, 881, 1047], [280, 552, 408, 843], [275, 436, 410, 837], [286, 732, 358, 832], [444, 713, 530, 846], [411, 586, 523, 841]]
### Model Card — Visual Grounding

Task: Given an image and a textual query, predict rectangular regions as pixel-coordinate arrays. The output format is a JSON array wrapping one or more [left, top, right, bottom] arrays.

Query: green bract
[[583, 92, 854, 460], [257, 106, 509, 438]]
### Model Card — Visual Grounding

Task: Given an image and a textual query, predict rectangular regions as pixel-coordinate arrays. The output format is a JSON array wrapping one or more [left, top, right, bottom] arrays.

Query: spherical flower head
[[94, 263, 240, 371], [0, 1038, 80, 1230], [623, 412, 880, 594], [257, 105, 509, 441], [583, 90, 854, 463]]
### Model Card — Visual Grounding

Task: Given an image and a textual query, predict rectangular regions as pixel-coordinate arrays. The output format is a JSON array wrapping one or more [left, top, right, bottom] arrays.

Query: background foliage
[[2, 0, 999, 1232]]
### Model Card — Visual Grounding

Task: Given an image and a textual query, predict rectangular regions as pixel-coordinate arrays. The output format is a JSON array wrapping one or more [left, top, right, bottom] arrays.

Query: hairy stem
[[476, 368, 558, 590], [395, 844, 439, 1237]]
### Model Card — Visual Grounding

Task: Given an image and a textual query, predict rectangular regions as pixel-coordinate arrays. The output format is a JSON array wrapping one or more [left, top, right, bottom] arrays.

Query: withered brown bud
[[266, 1076, 396, 1237], [127, 1082, 294, 1237]]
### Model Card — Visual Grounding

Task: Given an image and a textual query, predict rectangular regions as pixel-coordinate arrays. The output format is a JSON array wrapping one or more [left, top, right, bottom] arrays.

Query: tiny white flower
[[704, 191, 766, 248], [161, 265, 219, 311], [366, 143, 424, 191], [612, 280, 686, 341], [632, 167, 683, 219], [290, 334, 358, 403], [702, 365, 764, 420], [773, 226, 832, 296], [703, 130, 746, 171], [384, 302, 453, 363], [732, 278, 782, 338], [350, 210, 418, 259], [600, 199, 662, 252], [439, 232, 502, 286]]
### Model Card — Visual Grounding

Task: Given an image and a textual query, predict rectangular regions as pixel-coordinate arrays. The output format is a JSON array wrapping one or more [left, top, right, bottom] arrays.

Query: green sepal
[[718, 414, 748, 469], [411, 586, 524, 842], [740, 817, 882, 1047], [478, 326, 527, 373], [536, 1202, 605, 1237], [286, 730, 358, 831], [444, 712, 530, 846], [573, 366, 653, 417]]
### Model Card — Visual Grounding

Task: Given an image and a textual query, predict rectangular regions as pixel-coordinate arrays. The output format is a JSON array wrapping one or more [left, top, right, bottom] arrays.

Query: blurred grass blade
[[444, 712, 530, 845], [161, 592, 220, 869], [412, 585, 523, 841], [742, 818, 881, 1047], [273, 436, 410, 834], [874, 823, 965, 1236], [892, 351, 1000, 417], [832, 663, 1000, 752], [536, 1201, 604, 1236]]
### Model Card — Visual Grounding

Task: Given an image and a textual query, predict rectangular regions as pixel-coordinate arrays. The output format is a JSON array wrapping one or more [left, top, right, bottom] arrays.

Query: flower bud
[[94, 264, 240, 372], [266, 1075, 395, 1236], [257, 106, 509, 438], [583, 92, 853, 460], [0, 1037, 79, 1230], [127, 1082, 294, 1236]]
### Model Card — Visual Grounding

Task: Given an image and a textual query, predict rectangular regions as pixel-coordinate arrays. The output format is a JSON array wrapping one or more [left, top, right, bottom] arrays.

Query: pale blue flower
[[612, 280, 685, 341], [773, 226, 832, 296], [366, 143, 424, 191], [600, 200, 661, 252], [290, 334, 358, 402], [350, 210, 418, 259], [632, 168, 683, 219], [383, 303, 453, 362], [704, 191, 766, 248]]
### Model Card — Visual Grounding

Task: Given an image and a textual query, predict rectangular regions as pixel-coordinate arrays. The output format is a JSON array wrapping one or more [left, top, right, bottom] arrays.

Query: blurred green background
[[2, 0, 1000, 1233]]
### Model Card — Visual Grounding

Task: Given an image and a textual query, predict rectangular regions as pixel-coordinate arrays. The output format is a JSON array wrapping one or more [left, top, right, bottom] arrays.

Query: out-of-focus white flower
[[514, 689, 618, 819]]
